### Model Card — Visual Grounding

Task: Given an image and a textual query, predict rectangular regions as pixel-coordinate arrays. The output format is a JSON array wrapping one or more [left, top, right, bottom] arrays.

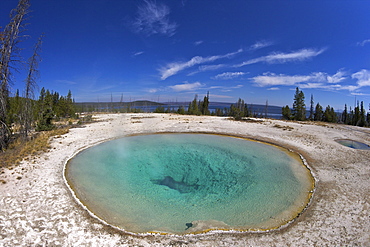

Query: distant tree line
[[154, 92, 268, 120], [6, 87, 76, 135], [154, 92, 210, 115], [282, 87, 370, 127], [35, 88, 76, 130], [152, 87, 369, 128]]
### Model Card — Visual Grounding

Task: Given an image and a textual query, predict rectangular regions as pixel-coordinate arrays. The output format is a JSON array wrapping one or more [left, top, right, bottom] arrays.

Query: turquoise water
[[335, 139, 370, 150], [66, 133, 313, 234]]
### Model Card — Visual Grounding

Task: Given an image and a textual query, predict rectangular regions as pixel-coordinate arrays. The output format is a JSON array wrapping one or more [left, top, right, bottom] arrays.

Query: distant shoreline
[[74, 101, 284, 118]]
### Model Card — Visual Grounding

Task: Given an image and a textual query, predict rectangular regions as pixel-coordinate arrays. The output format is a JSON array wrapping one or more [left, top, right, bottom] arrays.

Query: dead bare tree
[[21, 35, 43, 139], [0, 0, 30, 150]]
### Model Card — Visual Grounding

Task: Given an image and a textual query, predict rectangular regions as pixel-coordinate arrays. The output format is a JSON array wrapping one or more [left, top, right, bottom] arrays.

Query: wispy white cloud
[[251, 72, 314, 87], [55, 79, 77, 85], [132, 51, 144, 57], [198, 64, 226, 72], [351, 92, 370, 96], [147, 82, 244, 94], [88, 85, 118, 93], [210, 84, 243, 89], [159, 49, 243, 80], [213, 72, 247, 80], [327, 69, 346, 83], [352, 69, 370, 87], [264, 48, 326, 63], [237, 48, 326, 67], [169, 81, 205, 92], [209, 84, 243, 92], [250, 70, 363, 92], [188, 64, 227, 76], [338, 85, 360, 91], [146, 81, 204, 93], [147, 88, 159, 93], [132, 0, 177, 37], [250, 40, 273, 50], [298, 82, 332, 89], [357, 39, 370, 47], [194, 40, 204, 46]]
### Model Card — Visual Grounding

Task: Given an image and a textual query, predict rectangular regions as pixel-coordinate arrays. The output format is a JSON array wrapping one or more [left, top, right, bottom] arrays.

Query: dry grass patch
[[273, 124, 294, 131], [0, 128, 70, 168], [131, 116, 155, 119]]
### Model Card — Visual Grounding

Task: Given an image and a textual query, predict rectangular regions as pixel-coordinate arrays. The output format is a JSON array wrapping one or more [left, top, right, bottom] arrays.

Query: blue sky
[[1, 0, 370, 109]]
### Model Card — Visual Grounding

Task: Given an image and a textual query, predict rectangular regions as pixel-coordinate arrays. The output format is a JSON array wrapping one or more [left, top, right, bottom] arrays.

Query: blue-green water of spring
[[335, 139, 370, 150], [65, 133, 314, 234]]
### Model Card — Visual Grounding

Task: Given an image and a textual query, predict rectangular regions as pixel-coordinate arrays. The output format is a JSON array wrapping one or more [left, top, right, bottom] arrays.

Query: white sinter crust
[[1, 113, 369, 246]]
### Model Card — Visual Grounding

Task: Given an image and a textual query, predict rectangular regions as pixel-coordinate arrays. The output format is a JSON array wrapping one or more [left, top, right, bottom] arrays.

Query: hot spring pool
[[65, 133, 314, 234], [335, 139, 370, 150]]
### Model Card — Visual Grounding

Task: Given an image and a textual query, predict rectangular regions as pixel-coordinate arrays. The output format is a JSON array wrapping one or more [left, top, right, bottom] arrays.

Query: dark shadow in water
[[335, 139, 370, 150], [152, 176, 199, 193], [185, 222, 193, 230]]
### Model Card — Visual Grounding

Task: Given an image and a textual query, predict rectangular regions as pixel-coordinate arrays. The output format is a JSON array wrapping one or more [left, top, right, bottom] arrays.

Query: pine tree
[[215, 108, 224, 116], [349, 106, 354, 125], [177, 105, 185, 114], [292, 87, 306, 121], [323, 105, 337, 123], [8, 89, 21, 125], [200, 91, 210, 115], [36, 89, 54, 131], [353, 101, 360, 126], [38, 87, 46, 113], [66, 90, 75, 117], [282, 105, 292, 120], [229, 98, 247, 120], [309, 94, 314, 121], [314, 103, 323, 121], [359, 101, 366, 127], [188, 94, 200, 115], [342, 104, 348, 124]]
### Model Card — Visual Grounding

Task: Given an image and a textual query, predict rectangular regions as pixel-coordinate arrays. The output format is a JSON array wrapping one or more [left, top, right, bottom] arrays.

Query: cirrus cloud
[[251, 72, 314, 87], [327, 69, 346, 83], [250, 69, 370, 93], [194, 40, 204, 46], [132, 0, 177, 37], [146, 81, 205, 93], [237, 48, 326, 67], [169, 81, 205, 92], [356, 39, 370, 47], [213, 72, 247, 80], [187, 64, 227, 76], [352, 69, 370, 87], [250, 40, 273, 50], [159, 49, 243, 80]]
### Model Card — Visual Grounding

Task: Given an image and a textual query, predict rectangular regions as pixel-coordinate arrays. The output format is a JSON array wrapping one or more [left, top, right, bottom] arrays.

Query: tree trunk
[[0, 0, 30, 150]]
